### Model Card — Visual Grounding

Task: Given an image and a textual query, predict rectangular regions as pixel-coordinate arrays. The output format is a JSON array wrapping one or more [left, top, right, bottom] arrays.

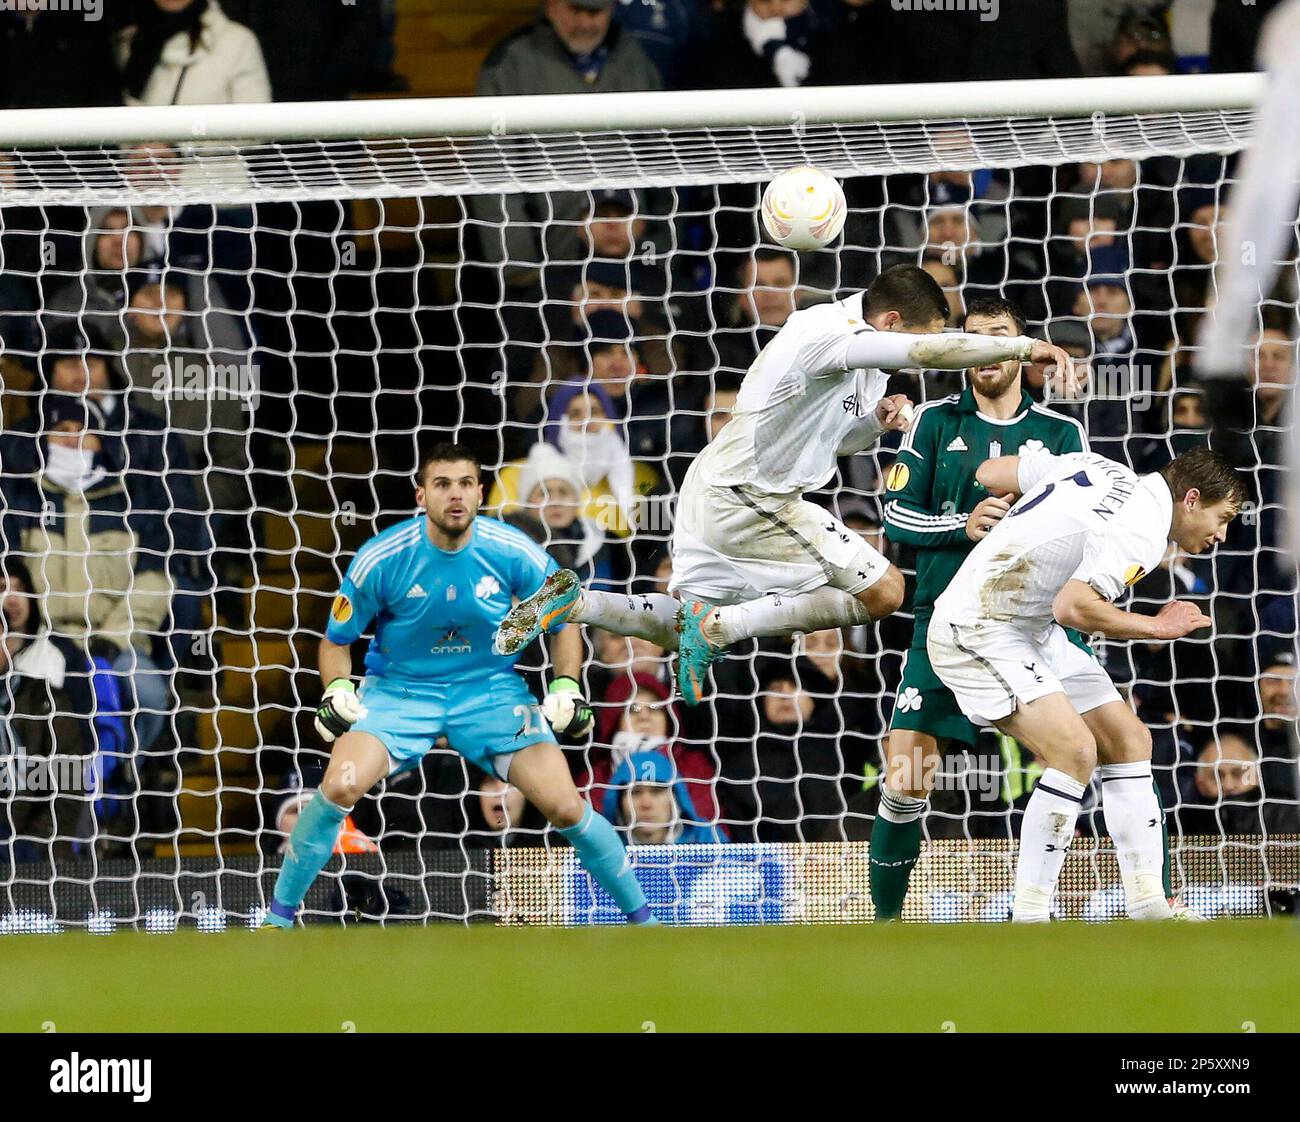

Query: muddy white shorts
[[925, 614, 1120, 724], [669, 473, 891, 606]]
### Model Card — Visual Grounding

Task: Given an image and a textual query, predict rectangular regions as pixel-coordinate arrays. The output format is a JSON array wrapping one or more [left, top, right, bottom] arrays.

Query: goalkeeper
[[262, 443, 656, 928]]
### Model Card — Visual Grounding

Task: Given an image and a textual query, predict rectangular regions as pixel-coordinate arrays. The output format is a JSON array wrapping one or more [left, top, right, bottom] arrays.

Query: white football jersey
[[694, 292, 889, 495], [933, 450, 1174, 639]]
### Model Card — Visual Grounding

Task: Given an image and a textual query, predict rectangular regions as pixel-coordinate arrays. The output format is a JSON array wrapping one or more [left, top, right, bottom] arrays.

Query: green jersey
[[883, 387, 1087, 639]]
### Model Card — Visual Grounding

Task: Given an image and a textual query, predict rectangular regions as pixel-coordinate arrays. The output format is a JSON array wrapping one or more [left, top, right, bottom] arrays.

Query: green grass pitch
[[2, 920, 1297, 1032]]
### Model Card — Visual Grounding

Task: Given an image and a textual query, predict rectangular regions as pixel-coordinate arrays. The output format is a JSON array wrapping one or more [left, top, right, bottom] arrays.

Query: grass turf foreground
[[1, 919, 1297, 1033]]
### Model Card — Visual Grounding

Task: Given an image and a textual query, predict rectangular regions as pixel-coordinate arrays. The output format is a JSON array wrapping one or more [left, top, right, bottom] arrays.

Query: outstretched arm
[[838, 327, 1078, 372], [1052, 580, 1211, 641], [840, 329, 1033, 372]]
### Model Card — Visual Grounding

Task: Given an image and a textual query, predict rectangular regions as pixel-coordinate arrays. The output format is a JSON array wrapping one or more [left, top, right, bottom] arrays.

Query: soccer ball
[[760, 165, 847, 251]]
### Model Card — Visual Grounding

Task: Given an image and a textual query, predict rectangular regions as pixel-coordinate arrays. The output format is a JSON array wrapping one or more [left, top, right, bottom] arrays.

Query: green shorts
[[889, 642, 981, 749]]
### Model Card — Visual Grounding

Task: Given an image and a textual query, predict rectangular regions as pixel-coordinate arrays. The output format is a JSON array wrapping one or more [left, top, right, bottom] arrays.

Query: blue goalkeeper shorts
[[352, 672, 554, 780]]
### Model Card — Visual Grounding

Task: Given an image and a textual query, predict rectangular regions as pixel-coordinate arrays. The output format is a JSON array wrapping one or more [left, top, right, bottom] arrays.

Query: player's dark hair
[[963, 294, 1026, 336], [864, 264, 949, 328], [416, 442, 481, 484], [1161, 447, 1248, 510]]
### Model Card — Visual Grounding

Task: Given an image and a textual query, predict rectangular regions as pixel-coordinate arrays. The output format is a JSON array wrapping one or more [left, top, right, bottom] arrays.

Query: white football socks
[[707, 586, 873, 646], [1013, 768, 1085, 923], [1099, 761, 1172, 921], [570, 585, 876, 653], [573, 589, 681, 650]]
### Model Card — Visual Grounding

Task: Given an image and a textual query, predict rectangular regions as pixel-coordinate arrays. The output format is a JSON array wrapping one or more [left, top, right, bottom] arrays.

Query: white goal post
[[0, 73, 1264, 206], [0, 73, 1295, 932]]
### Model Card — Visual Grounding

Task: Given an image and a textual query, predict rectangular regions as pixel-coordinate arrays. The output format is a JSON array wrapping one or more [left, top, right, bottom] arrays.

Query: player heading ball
[[497, 265, 1079, 707]]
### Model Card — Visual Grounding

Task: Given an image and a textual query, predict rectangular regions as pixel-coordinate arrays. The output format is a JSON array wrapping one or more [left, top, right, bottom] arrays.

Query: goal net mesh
[[0, 93, 1297, 930]]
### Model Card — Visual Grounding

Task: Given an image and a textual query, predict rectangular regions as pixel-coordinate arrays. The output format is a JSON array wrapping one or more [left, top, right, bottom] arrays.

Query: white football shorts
[[669, 475, 891, 606], [925, 614, 1120, 724]]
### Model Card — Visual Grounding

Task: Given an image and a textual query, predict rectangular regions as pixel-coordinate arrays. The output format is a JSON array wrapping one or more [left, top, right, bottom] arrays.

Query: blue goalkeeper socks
[[558, 804, 653, 923], [270, 790, 349, 920]]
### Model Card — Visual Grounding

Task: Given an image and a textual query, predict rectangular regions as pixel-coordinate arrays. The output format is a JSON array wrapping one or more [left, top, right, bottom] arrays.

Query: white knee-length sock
[[1013, 768, 1086, 923], [573, 590, 680, 650], [1099, 761, 1172, 921], [708, 586, 872, 646]]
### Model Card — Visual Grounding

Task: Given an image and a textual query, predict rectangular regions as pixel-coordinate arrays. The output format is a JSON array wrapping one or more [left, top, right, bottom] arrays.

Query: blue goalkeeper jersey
[[325, 514, 557, 684]]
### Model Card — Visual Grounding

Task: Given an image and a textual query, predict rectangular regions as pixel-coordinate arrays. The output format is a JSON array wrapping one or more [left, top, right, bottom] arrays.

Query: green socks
[[869, 790, 927, 920]]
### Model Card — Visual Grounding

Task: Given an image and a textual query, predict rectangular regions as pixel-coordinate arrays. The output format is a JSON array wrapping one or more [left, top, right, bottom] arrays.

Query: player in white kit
[[496, 264, 1076, 707], [928, 447, 1246, 922]]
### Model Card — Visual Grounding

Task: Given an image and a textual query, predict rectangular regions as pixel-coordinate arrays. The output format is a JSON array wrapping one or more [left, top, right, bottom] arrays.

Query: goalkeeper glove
[[315, 677, 365, 743], [541, 676, 594, 738]]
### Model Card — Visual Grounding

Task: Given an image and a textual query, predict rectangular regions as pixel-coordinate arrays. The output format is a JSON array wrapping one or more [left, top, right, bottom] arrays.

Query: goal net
[[0, 77, 1297, 932]]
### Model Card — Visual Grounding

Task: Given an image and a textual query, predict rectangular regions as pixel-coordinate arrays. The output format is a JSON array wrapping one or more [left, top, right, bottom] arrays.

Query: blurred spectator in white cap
[[508, 441, 625, 588]]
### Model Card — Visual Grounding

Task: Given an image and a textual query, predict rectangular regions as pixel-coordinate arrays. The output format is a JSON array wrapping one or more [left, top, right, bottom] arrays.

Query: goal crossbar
[[0, 74, 1263, 208], [0, 74, 1266, 145]]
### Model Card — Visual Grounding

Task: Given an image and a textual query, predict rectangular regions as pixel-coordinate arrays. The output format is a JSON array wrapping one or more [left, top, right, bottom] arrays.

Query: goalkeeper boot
[[493, 568, 581, 656], [676, 599, 724, 707]]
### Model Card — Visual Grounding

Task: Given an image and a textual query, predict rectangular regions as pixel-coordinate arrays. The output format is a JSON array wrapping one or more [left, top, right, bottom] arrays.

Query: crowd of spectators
[[477, 0, 1274, 103], [1, 0, 1297, 865]]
